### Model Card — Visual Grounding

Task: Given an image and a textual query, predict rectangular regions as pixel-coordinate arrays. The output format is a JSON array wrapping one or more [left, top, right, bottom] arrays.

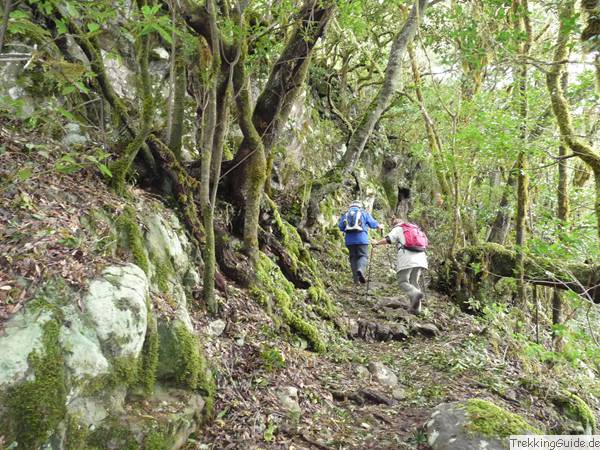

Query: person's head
[[349, 199, 363, 209], [392, 217, 404, 227]]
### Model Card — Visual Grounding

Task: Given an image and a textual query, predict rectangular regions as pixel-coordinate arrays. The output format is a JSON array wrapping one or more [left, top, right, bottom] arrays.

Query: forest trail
[[200, 245, 519, 449]]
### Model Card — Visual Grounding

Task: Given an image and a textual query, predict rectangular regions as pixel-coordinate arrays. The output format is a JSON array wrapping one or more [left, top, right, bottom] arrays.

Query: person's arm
[[373, 235, 392, 246], [366, 213, 384, 231], [338, 214, 346, 232]]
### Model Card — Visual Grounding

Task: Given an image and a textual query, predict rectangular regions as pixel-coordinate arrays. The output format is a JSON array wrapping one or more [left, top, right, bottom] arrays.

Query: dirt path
[[199, 246, 505, 449]]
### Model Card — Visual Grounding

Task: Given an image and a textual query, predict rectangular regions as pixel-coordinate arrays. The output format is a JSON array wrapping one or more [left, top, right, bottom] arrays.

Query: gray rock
[[62, 122, 88, 146], [60, 303, 110, 381], [278, 386, 301, 415], [367, 362, 398, 388], [84, 264, 148, 358], [392, 387, 408, 401], [412, 322, 440, 337], [355, 365, 370, 380], [206, 319, 226, 337], [376, 297, 406, 309], [0, 310, 52, 386]]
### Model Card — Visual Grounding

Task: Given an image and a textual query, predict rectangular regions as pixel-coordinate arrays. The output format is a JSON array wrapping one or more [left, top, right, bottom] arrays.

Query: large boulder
[[426, 399, 542, 450]]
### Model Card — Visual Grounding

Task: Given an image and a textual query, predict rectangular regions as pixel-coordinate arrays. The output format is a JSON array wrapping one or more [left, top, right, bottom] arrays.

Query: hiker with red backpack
[[373, 218, 429, 315], [338, 200, 384, 284]]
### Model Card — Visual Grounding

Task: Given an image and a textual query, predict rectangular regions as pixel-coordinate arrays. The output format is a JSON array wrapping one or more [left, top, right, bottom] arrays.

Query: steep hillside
[[2, 130, 599, 449]]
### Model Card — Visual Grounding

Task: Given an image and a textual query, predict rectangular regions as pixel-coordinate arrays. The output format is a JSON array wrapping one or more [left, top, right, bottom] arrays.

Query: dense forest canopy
[[1, 0, 600, 447]]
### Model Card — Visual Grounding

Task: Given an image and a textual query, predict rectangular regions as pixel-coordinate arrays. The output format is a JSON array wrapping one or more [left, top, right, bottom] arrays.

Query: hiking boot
[[409, 291, 424, 315], [357, 270, 366, 284]]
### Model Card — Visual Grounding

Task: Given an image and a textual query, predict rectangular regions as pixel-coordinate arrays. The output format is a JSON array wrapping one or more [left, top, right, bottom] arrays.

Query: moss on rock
[[138, 300, 160, 394], [116, 206, 150, 274], [3, 319, 67, 449], [465, 399, 542, 438], [555, 390, 597, 432], [143, 430, 172, 450], [86, 417, 140, 450], [156, 321, 215, 415]]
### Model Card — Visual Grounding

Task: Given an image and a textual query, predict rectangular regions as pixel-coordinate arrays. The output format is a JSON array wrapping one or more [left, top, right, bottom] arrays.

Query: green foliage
[[87, 417, 140, 450], [465, 399, 542, 437], [143, 430, 172, 450], [260, 345, 286, 372]]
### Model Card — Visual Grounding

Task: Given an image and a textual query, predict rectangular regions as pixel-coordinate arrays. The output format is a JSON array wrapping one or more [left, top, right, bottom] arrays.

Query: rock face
[[426, 400, 541, 450], [0, 202, 211, 450]]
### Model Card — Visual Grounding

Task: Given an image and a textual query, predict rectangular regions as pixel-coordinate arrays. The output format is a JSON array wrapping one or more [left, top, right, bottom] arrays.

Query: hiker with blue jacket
[[338, 200, 384, 284], [373, 218, 429, 315]]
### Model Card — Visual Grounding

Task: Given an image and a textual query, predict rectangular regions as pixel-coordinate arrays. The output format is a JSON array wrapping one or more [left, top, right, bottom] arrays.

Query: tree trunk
[[199, 0, 220, 313], [546, 0, 600, 241], [224, 0, 336, 205], [487, 166, 516, 244], [110, 0, 154, 194], [166, 8, 186, 161], [552, 143, 570, 349], [303, 0, 430, 231], [512, 0, 532, 305], [232, 43, 267, 257], [407, 43, 451, 198], [0, 0, 13, 53]]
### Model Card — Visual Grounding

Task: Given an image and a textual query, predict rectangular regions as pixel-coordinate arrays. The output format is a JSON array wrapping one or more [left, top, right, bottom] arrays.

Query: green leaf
[[55, 19, 68, 35], [16, 167, 33, 181], [87, 22, 100, 33], [98, 163, 112, 178], [156, 25, 173, 44], [61, 85, 76, 95]]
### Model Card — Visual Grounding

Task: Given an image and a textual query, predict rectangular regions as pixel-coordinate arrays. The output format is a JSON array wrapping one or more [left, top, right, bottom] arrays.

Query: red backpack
[[399, 223, 428, 252]]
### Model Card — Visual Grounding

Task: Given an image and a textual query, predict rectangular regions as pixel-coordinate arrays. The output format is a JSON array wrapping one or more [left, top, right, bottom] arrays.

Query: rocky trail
[[196, 244, 536, 449]]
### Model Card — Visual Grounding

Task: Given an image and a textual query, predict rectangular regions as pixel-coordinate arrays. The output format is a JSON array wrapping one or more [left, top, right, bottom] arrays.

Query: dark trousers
[[348, 244, 369, 283]]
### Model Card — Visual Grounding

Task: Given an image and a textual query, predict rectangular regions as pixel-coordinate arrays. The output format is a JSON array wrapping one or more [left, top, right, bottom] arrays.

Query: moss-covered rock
[[465, 399, 542, 437], [553, 390, 597, 434], [2, 320, 67, 449], [426, 400, 542, 450]]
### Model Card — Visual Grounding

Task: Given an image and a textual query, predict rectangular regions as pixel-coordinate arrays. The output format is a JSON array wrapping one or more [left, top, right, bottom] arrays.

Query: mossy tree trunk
[[552, 142, 570, 349], [232, 39, 267, 258], [440, 243, 600, 304], [407, 43, 451, 199], [546, 0, 600, 242], [224, 0, 336, 207], [195, 0, 220, 313], [110, 0, 154, 194], [0, 0, 13, 52], [166, 4, 186, 161], [303, 0, 430, 232], [512, 0, 532, 305]]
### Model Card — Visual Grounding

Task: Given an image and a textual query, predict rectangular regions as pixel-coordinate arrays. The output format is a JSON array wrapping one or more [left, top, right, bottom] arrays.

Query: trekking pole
[[365, 228, 383, 301], [365, 244, 375, 301]]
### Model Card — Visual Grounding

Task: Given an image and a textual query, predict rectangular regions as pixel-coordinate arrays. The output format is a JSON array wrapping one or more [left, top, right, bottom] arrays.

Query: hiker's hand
[[377, 224, 384, 230]]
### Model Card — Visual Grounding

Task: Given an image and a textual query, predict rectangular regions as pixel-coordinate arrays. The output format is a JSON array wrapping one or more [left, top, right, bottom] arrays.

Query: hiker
[[338, 200, 384, 284], [373, 218, 429, 314]]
